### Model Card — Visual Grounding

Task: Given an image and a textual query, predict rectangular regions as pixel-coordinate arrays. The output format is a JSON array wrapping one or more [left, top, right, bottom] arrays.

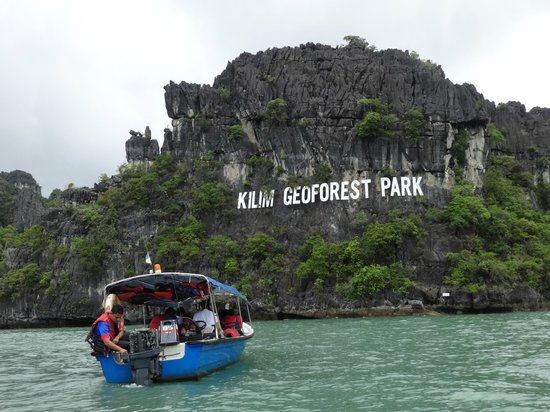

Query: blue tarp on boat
[[206, 276, 248, 302], [104, 272, 249, 305]]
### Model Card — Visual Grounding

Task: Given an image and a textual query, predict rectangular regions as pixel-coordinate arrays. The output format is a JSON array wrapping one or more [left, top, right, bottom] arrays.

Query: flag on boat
[[145, 252, 152, 265]]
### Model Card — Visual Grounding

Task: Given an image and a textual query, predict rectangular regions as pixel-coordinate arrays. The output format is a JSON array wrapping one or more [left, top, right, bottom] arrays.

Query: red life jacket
[[220, 314, 243, 330], [85, 312, 120, 356], [223, 328, 240, 337], [91, 312, 119, 339]]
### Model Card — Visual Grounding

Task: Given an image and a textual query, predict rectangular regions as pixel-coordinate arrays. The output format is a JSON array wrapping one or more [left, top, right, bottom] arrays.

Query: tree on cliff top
[[343, 35, 377, 51]]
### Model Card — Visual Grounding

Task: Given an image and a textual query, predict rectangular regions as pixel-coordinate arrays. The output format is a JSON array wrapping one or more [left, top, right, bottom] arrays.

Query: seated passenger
[[220, 303, 244, 337], [193, 300, 223, 336], [149, 307, 177, 330]]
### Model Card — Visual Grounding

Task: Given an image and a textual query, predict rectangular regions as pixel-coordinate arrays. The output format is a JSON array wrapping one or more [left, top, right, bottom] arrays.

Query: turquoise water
[[1, 311, 549, 411]]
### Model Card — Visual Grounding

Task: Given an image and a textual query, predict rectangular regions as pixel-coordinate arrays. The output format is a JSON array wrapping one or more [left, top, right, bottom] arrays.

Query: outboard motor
[[128, 329, 162, 385]]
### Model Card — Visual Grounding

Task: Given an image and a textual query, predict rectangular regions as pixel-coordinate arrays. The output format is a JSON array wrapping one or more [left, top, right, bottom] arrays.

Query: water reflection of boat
[[91, 272, 254, 385]]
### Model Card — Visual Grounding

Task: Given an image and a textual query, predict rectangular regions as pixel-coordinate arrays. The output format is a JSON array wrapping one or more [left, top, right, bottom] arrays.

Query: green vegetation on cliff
[[442, 155, 550, 293], [356, 98, 426, 139], [2, 151, 550, 308], [0, 225, 69, 299], [297, 213, 421, 301]]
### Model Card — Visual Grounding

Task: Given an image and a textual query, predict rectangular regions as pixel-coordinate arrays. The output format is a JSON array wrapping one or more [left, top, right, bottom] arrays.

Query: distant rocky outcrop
[[59, 187, 98, 205], [0, 170, 43, 230], [125, 126, 160, 163]]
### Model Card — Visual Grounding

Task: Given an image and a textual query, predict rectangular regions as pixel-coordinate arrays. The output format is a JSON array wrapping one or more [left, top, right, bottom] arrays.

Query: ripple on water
[[1, 312, 550, 411]]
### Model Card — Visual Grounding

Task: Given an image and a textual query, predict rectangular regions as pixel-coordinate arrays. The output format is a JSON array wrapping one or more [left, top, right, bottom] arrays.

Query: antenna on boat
[[145, 251, 153, 273]]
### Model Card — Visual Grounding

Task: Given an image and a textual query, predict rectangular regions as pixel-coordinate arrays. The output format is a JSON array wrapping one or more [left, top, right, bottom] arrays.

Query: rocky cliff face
[[2, 42, 550, 327], [161, 43, 549, 232]]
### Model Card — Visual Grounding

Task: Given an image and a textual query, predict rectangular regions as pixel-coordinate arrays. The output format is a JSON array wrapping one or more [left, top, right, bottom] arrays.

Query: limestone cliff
[[2, 42, 550, 327], [162, 44, 549, 192]]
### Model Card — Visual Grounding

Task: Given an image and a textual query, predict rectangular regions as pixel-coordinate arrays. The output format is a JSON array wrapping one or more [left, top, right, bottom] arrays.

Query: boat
[[88, 271, 254, 385]]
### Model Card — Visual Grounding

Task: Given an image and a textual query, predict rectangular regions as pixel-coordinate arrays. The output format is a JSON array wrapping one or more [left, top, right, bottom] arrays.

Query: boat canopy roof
[[104, 272, 248, 307]]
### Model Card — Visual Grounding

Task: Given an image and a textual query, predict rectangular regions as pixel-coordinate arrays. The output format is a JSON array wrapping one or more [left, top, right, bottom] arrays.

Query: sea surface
[[1, 311, 549, 411]]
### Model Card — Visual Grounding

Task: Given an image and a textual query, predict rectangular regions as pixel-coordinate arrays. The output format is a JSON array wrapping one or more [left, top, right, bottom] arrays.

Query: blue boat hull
[[97, 337, 250, 383]]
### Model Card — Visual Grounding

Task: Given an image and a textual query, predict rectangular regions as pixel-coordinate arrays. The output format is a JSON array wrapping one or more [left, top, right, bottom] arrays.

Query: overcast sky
[[1, 0, 549, 196]]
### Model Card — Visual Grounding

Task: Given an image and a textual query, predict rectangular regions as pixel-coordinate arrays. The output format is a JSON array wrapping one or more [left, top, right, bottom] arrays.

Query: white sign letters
[[237, 176, 424, 210]]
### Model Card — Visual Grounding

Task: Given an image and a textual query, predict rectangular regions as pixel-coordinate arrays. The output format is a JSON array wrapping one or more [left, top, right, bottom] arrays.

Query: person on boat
[[149, 307, 177, 330], [219, 303, 244, 337], [193, 299, 224, 336], [86, 304, 129, 355]]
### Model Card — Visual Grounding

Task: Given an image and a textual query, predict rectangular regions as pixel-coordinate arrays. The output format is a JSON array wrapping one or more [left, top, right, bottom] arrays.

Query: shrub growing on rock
[[404, 107, 426, 138], [262, 98, 288, 124]]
